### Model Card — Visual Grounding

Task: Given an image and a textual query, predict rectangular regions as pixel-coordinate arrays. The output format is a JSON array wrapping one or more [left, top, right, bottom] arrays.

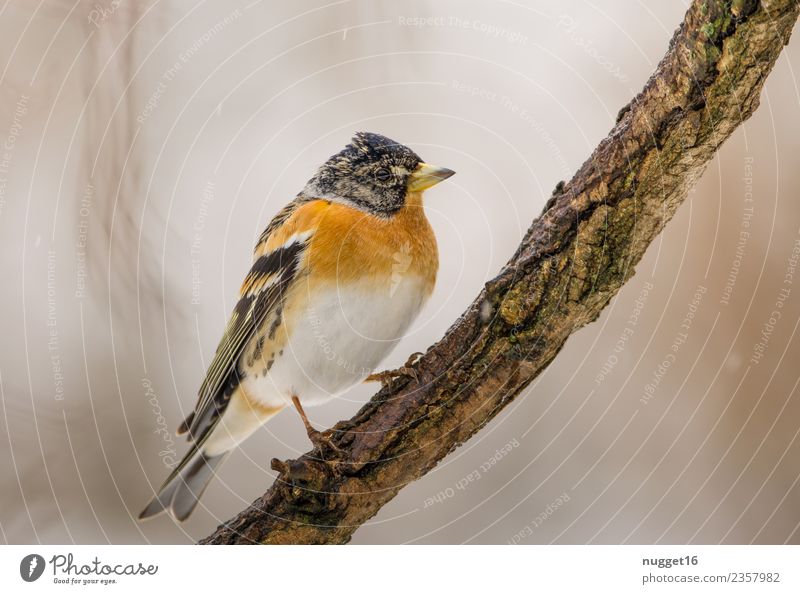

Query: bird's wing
[[149, 198, 321, 497], [180, 197, 315, 445]]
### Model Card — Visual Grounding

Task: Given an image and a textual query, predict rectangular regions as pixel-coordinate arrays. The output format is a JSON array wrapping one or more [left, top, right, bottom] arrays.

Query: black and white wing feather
[[144, 199, 311, 505]]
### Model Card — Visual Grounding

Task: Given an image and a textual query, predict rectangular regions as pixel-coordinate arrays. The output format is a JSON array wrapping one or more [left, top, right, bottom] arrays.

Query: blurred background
[[1, 0, 799, 545]]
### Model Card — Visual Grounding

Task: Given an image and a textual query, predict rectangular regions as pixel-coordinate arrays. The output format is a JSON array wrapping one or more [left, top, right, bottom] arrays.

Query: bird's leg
[[365, 351, 423, 387], [291, 395, 343, 456]]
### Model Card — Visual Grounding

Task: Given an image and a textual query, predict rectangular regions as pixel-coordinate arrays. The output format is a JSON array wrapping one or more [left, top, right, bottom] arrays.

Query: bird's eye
[[375, 168, 391, 182]]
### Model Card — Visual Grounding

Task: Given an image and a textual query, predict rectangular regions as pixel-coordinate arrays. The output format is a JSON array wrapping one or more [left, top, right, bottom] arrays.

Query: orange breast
[[265, 195, 438, 294]]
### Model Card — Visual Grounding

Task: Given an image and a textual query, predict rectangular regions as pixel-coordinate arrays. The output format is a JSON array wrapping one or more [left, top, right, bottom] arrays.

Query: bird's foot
[[365, 352, 423, 387], [306, 428, 344, 457], [366, 368, 417, 386], [291, 395, 344, 459]]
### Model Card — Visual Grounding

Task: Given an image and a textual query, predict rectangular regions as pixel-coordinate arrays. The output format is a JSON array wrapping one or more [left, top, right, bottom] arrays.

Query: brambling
[[140, 132, 454, 521]]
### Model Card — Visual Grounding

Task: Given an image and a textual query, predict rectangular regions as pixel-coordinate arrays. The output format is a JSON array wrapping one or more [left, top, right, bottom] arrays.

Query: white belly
[[241, 277, 430, 408]]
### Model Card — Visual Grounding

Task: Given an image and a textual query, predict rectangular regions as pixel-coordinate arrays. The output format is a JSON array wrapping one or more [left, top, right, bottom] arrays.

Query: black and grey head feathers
[[301, 132, 423, 216]]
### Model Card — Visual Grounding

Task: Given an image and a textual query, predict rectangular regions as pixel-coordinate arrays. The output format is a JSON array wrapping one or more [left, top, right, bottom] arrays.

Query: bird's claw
[[366, 352, 423, 387], [307, 428, 344, 457], [291, 394, 344, 459]]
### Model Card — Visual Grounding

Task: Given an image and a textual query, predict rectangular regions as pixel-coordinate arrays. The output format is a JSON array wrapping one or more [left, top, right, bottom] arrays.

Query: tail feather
[[140, 387, 285, 522], [171, 453, 225, 521], [176, 411, 195, 436], [138, 450, 225, 521], [138, 478, 181, 520]]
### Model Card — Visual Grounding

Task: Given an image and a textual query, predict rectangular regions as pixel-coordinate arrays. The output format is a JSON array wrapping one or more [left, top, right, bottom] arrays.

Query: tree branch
[[202, 0, 800, 544]]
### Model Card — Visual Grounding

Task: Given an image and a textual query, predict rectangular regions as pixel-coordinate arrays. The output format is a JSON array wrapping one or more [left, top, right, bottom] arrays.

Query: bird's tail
[[138, 447, 226, 522], [139, 391, 285, 522]]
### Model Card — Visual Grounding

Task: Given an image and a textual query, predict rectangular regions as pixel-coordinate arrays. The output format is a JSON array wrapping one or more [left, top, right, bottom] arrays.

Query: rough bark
[[201, 0, 800, 544]]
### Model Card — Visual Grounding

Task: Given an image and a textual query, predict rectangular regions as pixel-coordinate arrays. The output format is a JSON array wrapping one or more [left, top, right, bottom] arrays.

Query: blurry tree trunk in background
[[200, 0, 800, 544], [81, 1, 149, 304]]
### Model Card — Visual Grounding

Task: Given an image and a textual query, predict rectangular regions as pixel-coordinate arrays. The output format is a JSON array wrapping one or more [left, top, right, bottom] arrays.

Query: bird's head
[[301, 132, 455, 216]]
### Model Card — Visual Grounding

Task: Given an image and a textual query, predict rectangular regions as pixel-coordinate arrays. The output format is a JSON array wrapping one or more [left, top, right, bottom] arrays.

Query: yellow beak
[[407, 162, 455, 192]]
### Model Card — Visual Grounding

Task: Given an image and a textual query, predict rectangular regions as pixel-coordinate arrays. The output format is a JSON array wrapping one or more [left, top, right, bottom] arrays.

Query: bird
[[139, 132, 455, 521]]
